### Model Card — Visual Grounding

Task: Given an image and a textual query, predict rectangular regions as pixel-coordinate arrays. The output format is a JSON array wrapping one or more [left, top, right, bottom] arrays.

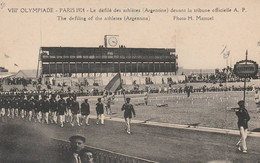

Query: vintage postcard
[[0, 0, 260, 162]]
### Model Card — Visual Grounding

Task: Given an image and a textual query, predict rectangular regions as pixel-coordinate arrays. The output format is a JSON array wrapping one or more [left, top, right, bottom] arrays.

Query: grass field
[[80, 91, 260, 131], [2, 80, 260, 131], [1, 83, 260, 162]]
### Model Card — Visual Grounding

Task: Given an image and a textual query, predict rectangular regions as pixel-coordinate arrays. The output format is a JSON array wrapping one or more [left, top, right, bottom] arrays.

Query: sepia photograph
[[0, 0, 260, 162]]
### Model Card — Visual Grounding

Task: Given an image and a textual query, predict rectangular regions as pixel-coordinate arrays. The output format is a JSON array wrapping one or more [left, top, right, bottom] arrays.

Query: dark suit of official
[[81, 102, 90, 116], [62, 149, 93, 163]]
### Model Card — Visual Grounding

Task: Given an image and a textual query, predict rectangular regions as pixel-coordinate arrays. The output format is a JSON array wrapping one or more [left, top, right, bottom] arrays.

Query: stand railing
[[53, 138, 158, 163]]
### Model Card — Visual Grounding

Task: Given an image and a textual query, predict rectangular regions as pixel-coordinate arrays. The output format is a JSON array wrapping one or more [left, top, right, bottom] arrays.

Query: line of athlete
[[0, 92, 136, 134], [0, 93, 110, 128]]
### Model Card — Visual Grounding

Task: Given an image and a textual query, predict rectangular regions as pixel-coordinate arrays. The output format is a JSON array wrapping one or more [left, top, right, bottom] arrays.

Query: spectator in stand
[[52, 78, 56, 86], [64, 135, 93, 163], [163, 86, 167, 94]]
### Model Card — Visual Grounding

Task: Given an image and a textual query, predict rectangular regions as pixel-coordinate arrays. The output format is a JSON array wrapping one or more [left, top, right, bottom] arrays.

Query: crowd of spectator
[[123, 85, 260, 95], [185, 66, 247, 83], [6, 77, 33, 86], [1, 66, 259, 97], [1, 81, 260, 98]]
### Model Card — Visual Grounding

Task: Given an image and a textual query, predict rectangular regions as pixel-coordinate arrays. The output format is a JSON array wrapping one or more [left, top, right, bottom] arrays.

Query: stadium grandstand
[[36, 35, 179, 86], [38, 47, 178, 76]]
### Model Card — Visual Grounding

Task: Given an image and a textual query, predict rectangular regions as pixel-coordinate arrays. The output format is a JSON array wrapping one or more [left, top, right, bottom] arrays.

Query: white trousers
[[237, 126, 248, 151], [106, 106, 112, 118], [21, 109, 25, 118], [59, 115, 65, 125], [37, 112, 42, 122], [11, 108, 15, 119], [43, 112, 49, 124], [66, 109, 72, 122], [28, 111, 33, 121], [1, 108, 5, 117], [81, 115, 89, 125], [96, 114, 104, 124], [125, 118, 132, 132], [51, 111, 57, 123], [7, 109, 11, 117], [71, 114, 80, 126], [15, 108, 19, 117]]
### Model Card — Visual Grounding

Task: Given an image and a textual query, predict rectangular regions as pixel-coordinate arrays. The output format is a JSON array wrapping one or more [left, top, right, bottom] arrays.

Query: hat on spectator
[[238, 100, 244, 106], [69, 135, 86, 143]]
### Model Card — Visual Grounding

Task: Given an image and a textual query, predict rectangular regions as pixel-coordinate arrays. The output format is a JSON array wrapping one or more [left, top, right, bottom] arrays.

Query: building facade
[[38, 46, 178, 77]]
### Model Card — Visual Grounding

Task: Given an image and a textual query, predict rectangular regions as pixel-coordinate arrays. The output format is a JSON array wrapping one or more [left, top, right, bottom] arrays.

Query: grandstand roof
[[15, 69, 37, 78], [0, 72, 14, 79]]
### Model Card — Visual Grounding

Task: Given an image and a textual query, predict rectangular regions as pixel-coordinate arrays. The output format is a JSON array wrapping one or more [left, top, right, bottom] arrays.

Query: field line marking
[[87, 115, 260, 138]]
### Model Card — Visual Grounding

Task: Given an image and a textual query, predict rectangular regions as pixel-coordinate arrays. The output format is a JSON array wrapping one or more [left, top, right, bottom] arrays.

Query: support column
[[113, 61, 115, 73], [55, 62, 57, 77], [100, 62, 102, 76], [75, 61, 78, 77], [137, 62, 139, 76], [119, 62, 121, 73], [125, 62, 126, 75], [141, 62, 143, 76], [170, 62, 172, 75], [81, 61, 83, 77], [130, 62, 132, 76], [88, 62, 90, 77], [159, 62, 161, 75], [153, 62, 155, 75], [164, 62, 166, 75], [48, 62, 51, 76], [69, 55, 71, 77], [94, 62, 96, 77], [62, 55, 65, 77]]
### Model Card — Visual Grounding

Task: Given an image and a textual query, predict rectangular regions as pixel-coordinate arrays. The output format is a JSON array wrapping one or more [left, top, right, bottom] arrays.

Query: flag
[[220, 45, 226, 55], [223, 50, 230, 59], [14, 63, 18, 67], [105, 73, 122, 92], [220, 45, 230, 59], [4, 54, 10, 58]]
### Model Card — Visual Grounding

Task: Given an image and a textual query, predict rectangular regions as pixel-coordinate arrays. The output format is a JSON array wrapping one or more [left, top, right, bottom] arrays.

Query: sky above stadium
[[0, 0, 260, 72]]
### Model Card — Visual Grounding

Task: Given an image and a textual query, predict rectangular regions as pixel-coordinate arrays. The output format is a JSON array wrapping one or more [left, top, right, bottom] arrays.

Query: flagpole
[[243, 50, 248, 104]]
